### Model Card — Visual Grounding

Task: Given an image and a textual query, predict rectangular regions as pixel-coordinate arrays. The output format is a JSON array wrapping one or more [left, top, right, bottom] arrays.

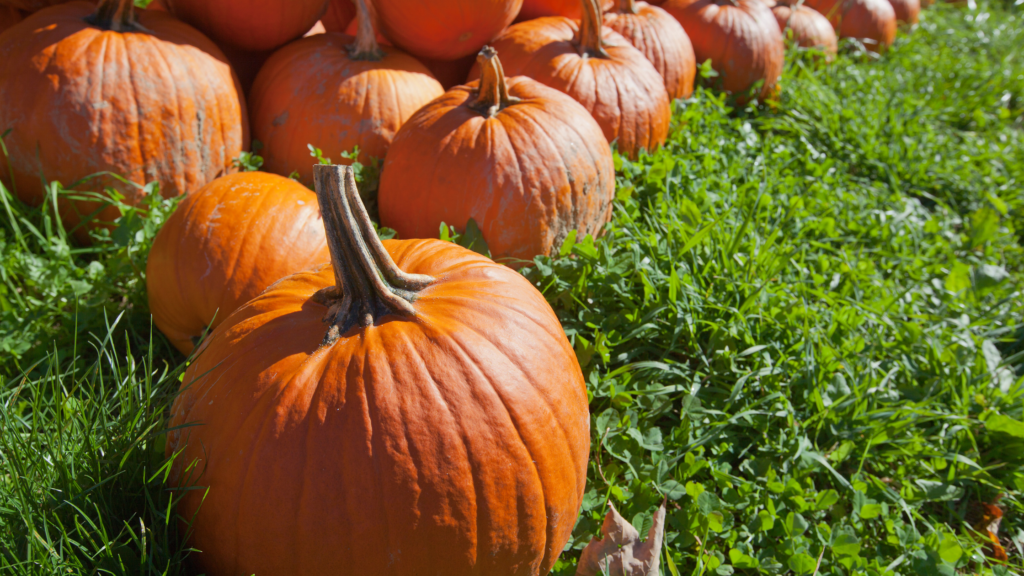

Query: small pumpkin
[[250, 0, 444, 187], [804, 0, 896, 52], [604, 0, 697, 100], [662, 0, 784, 99], [147, 172, 330, 354], [167, 164, 590, 576], [379, 47, 615, 264], [0, 6, 23, 34], [162, 0, 328, 52], [516, 0, 613, 20], [0, 0, 248, 243], [768, 0, 837, 58], [888, 0, 918, 24], [480, 0, 671, 158], [374, 0, 523, 60]]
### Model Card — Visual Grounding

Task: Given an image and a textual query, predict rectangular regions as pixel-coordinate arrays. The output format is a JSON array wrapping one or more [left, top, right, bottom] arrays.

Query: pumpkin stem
[[312, 164, 434, 346], [616, 0, 639, 13], [349, 0, 384, 61], [471, 47, 520, 117], [87, 0, 138, 31], [578, 0, 610, 58]]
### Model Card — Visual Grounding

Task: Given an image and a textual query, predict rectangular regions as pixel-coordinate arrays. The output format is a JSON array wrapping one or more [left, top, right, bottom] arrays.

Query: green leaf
[[986, 414, 1024, 439], [729, 549, 759, 568], [831, 527, 862, 557], [787, 553, 817, 575]]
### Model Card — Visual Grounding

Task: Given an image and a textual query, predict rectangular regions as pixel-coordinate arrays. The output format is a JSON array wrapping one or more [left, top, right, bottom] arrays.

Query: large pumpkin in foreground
[[147, 172, 330, 355], [0, 0, 247, 243], [375, 0, 523, 60], [379, 47, 615, 265], [167, 165, 590, 576], [250, 0, 444, 186], [480, 0, 671, 158], [662, 0, 784, 99]]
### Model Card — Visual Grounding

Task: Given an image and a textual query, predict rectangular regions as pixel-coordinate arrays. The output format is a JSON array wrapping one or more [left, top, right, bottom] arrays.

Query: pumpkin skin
[[147, 172, 330, 354], [888, 0, 918, 24], [0, 0, 64, 11], [804, 0, 895, 53], [0, 6, 23, 34], [0, 1, 248, 243], [249, 19, 444, 187], [321, 0, 356, 31], [769, 0, 838, 58], [421, 53, 478, 89], [162, 0, 329, 52], [374, 0, 523, 60], [604, 0, 697, 100], [479, 0, 670, 158], [516, 0, 613, 20], [662, 0, 784, 99], [379, 48, 616, 264], [167, 165, 590, 576]]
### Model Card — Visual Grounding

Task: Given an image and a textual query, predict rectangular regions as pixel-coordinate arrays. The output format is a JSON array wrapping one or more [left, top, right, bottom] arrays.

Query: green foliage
[[2, 3, 1024, 575]]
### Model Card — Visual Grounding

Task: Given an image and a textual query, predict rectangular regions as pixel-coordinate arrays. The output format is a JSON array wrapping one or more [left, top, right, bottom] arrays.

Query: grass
[[2, 2, 1024, 574]]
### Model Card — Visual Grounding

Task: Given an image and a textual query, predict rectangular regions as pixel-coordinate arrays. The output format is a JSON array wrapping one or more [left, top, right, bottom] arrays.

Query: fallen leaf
[[576, 500, 667, 576]]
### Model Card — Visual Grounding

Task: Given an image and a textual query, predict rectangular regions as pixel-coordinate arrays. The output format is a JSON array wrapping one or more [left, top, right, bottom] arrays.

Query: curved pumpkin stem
[[87, 0, 138, 31], [312, 164, 434, 346], [578, 0, 610, 58], [471, 47, 520, 117], [616, 0, 639, 14], [349, 0, 384, 61]]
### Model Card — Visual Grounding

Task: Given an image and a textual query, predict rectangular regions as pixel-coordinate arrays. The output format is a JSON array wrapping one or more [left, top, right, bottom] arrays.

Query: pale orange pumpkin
[[249, 0, 444, 186], [167, 164, 590, 576]]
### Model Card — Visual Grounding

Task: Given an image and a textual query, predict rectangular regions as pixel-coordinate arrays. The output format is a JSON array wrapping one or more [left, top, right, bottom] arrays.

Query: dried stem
[[471, 47, 519, 117], [349, 0, 384, 61], [312, 165, 434, 346], [87, 0, 138, 31], [578, 0, 610, 58]]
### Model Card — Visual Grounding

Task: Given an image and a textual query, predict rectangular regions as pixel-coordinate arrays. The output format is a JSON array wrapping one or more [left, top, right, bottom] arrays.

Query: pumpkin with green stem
[[167, 164, 590, 576], [479, 0, 671, 158], [379, 47, 615, 265], [604, 0, 697, 100], [0, 0, 248, 243], [250, 0, 443, 186]]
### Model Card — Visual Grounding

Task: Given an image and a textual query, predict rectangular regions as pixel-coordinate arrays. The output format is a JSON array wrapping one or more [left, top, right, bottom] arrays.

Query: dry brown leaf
[[576, 500, 668, 576]]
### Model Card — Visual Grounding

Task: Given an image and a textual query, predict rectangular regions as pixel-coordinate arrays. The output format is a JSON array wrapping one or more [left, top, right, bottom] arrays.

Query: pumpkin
[[217, 43, 273, 96], [0, 0, 248, 243], [374, 0, 523, 60], [768, 0, 837, 58], [0, 6, 23, 34], [804, 0, 896, 53], [661, 0, 784, 99], [604, 0, 697, 100], [888, 0, 918, 24], [167, 164, 590, 576], [479, 0, 670, 158], [161, 0, 328, 52], [321, 0, 355, 31], [379, 47, 615, 264], [0, 0, 64, 11], [250, 0, 444, 187], [516, 0, 613, 20], [421, 53, 478, 89], [147, 172, 330, 354]]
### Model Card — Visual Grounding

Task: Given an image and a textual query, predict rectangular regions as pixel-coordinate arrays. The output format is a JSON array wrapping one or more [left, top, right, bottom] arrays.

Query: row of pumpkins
[[0, 0, 923, 574]]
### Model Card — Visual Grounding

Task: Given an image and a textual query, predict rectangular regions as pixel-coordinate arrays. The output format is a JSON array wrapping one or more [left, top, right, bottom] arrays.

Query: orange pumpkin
[[480, 0, 670, 158], [420, 53, 478, 89], [768, 0, 837, 58], [804, 0, 896, 53], [888, 0, 918, 24], [147, 172, 330, 354], [379, 47, 615, 264], [374, 0, 523, 60], [250, 0, 444, 187], [0, 0, 248, 243], [0, 6, 23, 34], [162, 0, 328, 52], [321, 0, 355, 31], [167, 164, 590, 576], [662, 0, 784, 99], [604, 0, 697, 100], [516, 0, 613, 19]]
